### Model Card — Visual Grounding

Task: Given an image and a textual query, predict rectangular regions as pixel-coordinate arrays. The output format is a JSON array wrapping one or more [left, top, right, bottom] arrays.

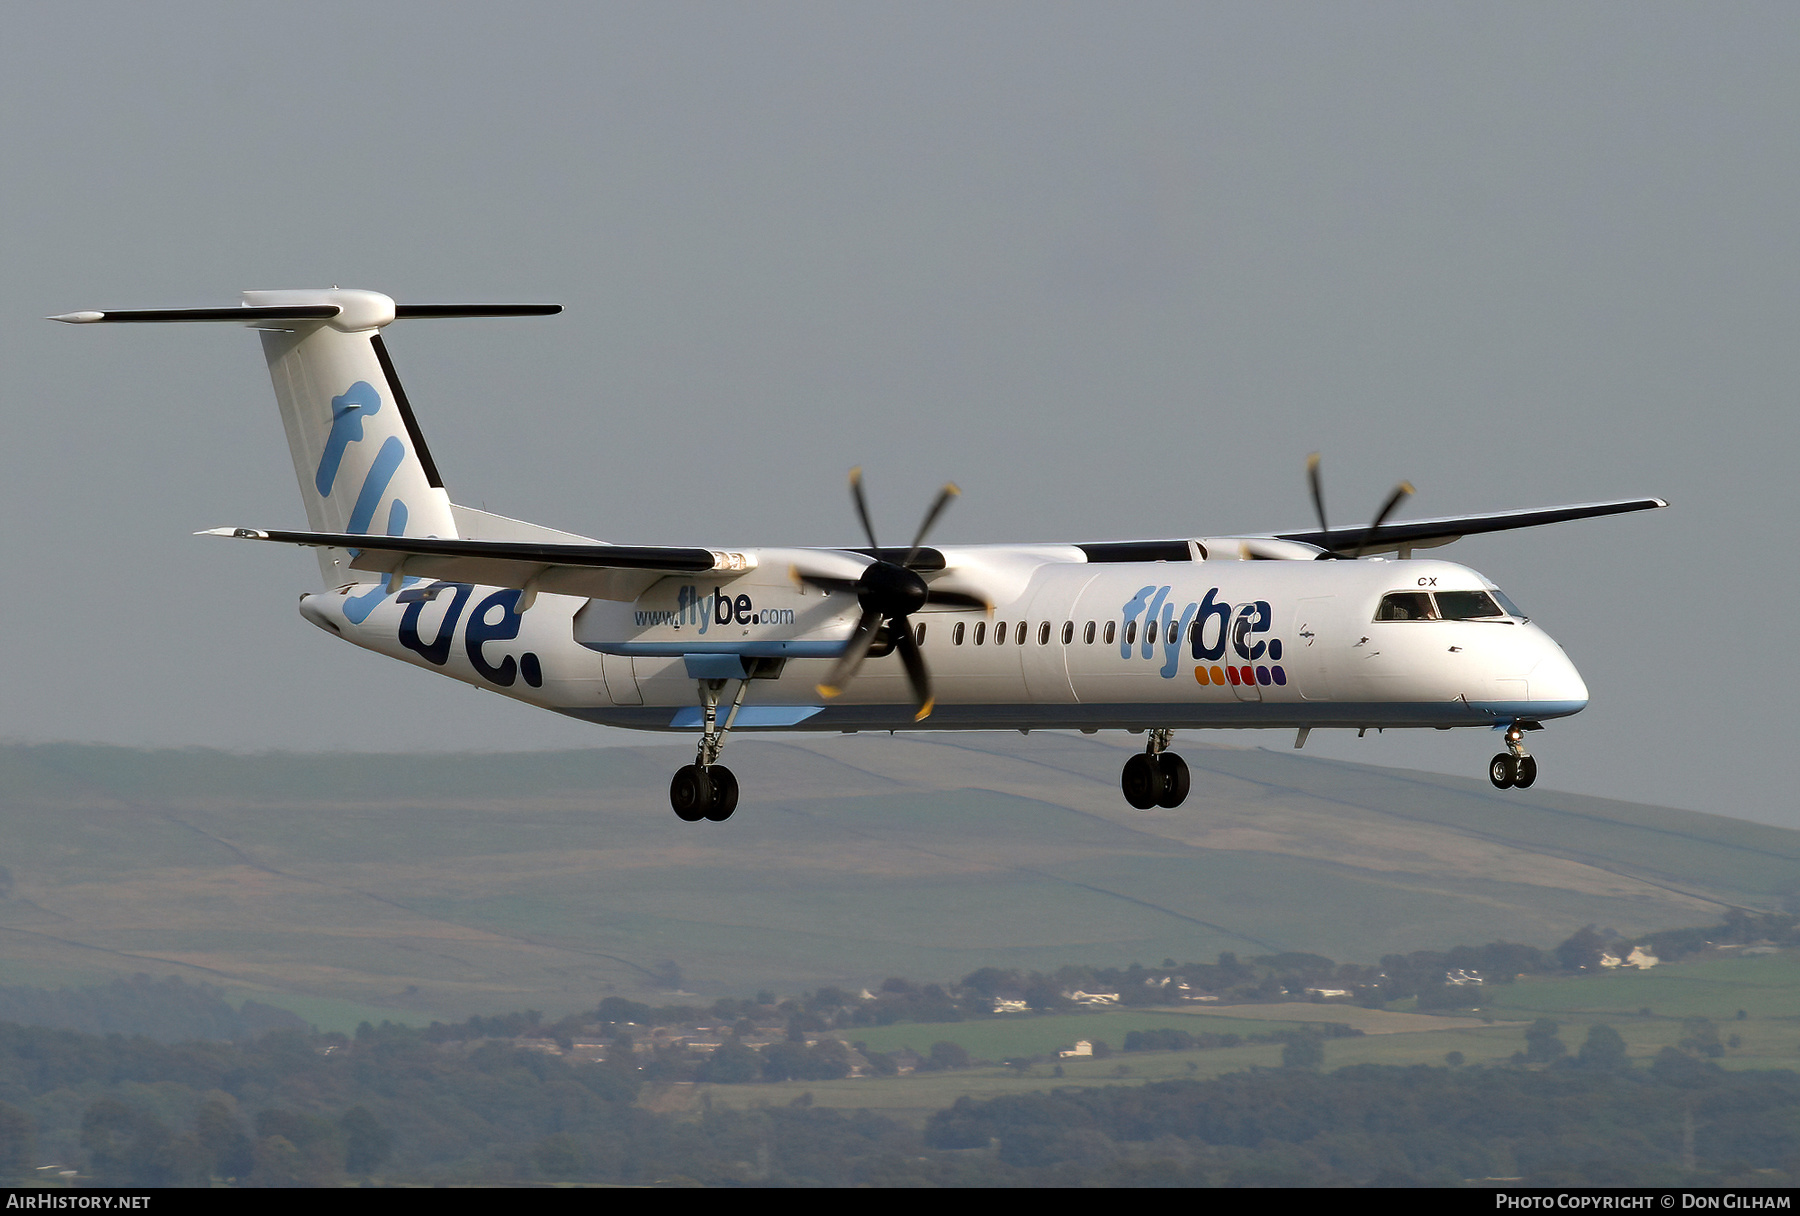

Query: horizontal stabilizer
[[51, 306, 343, 324], [51, 303, 560, 325], [393, 304, 563, 319]]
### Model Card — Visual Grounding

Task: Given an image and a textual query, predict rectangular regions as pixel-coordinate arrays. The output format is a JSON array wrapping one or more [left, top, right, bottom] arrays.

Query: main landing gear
[[1488, 723, 1539, 790], [669, 678, 745, 822], [1121, 730, 1191, 809]]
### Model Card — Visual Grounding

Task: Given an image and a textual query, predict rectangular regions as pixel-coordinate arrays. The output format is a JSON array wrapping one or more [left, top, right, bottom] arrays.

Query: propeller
[[1307, 453, 1414, 558], [804, 469, 974, 720]]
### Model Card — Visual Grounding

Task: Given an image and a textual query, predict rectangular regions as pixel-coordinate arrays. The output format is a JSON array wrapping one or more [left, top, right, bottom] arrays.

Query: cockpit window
[[1376, 588, 1522, 622], [1436, 590, 1505, 620], [1376, 592, 1437, 621], [1489, 589, 1528, 620]]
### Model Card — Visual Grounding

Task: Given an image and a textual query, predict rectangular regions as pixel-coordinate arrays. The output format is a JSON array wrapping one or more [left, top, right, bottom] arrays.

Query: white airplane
[[57, 289, 1665, 822]]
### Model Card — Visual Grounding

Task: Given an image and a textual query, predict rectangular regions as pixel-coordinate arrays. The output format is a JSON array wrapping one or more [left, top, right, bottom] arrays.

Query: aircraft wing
[[1267, 497, 1667, 557], [201, 527, 755, 602]]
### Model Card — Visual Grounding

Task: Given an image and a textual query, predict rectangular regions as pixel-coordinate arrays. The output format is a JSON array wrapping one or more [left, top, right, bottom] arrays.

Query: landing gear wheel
[[1512, 755, 1537, 789], [1488, 754, 1516, 790], [703, 767, 739, 821], [1121, 753, 1166, 810], [670, 765, 713, 821], [1155, 753, 1190, 808]]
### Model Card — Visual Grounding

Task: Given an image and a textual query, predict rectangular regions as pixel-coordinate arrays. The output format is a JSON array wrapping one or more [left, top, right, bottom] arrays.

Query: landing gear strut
[[670, 678, 746, 822], [1122, 730, 1190, 809], [1488, 724, 1538, 790]]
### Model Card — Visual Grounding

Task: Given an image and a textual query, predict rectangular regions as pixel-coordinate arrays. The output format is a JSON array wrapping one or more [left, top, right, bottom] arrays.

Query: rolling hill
[[0, 733, 1793, 1028]]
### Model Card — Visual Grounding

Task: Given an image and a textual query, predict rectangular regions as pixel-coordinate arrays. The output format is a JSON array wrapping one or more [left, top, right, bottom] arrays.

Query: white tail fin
[[54, 289, 561, 586], [246, 290, 456, 584]]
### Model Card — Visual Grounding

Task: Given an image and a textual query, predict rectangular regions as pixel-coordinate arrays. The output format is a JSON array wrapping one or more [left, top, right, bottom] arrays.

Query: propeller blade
[[848, 467, 880, 552], [902, 483, 960, 569], [891, 617, 934, 721], [1370, 481, 1415, 533], [1355, 481, 1415, 555], [816, 609, 883, 699], [1306, 453, 1329, 534]]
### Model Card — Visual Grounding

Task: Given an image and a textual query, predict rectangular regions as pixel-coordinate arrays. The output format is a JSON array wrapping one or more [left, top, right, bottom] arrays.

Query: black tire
[[1513, 755, 1537, 789], [1488, 754, 1516, 790], [670, 765, 712, 821], [1155, 753, 1191, 808], [704, 767, 739, 821], [1121, 753, 1165, 809]]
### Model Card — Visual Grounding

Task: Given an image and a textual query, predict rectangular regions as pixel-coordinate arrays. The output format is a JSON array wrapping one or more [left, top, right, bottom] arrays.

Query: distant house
[[992, 998, 1030, 1014], [1444, 970, 1484, 987], [1067, 990, 1120, 1007], [1059, 1040, 1094, 1058], [1626, 946, 1659, 969]]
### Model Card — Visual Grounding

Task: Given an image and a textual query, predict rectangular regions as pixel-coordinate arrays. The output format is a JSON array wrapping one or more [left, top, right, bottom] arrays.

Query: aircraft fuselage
[[299, 551, 1586, 735]]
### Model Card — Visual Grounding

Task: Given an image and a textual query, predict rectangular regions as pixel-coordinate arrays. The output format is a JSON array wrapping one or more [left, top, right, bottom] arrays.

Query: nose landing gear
[[1488, 724, 1538, 790], [1122, 730, 1191, 809]]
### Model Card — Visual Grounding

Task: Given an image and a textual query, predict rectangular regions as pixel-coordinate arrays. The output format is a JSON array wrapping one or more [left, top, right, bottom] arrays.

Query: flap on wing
[[1272, 497, 1667, 556]]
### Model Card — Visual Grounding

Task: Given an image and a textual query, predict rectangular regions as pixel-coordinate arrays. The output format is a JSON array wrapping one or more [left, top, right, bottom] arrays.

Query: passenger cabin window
[[973, 621, 986, 645], [915, 622, 927, 645], [1084, 621, 1096, 644], [1038, 621, 1051, 645], [1061, 621, 1074, 645], [994, 621, 1007, 644], [1125, 621, 1137, 646], [1014, 622, 1027, 644], [952, 621, 965, 645], [1376, 592, 1437, 621], [1104, 621, 1116, 645]]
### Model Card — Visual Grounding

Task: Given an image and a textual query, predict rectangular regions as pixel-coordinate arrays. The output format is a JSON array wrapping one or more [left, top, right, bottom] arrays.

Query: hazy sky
[[5, 3, 1796, 826]]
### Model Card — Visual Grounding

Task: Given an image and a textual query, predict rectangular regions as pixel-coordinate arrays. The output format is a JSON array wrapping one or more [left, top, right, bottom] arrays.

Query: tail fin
[[248, 290, 454, 584], [55, 289, 560, 585]]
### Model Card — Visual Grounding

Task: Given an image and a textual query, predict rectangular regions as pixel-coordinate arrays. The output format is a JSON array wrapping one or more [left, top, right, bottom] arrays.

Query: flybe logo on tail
[[316, 381, 409, 538], [1121, 586, 1288, 686], [321, 380, 414, 625], [317, 381, 381, 495]]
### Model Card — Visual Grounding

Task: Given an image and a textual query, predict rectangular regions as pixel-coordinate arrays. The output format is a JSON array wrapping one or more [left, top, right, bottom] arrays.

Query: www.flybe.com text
[[634, 586, 793, 632]]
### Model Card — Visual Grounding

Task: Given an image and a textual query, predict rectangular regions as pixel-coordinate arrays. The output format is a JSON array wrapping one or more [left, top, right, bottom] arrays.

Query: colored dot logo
[[1196, 664, 1285, 687]]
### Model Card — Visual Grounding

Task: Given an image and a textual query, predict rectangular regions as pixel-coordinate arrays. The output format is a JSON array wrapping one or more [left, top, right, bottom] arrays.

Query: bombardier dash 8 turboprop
[[57, 289, 1665, 822]]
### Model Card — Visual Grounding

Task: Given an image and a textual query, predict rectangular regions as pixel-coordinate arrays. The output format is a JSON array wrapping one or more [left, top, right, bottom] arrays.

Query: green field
[[2, 735, 1798, 1022], [670, 951, 1800, 1123], [841, 1009, 1293, 1059]]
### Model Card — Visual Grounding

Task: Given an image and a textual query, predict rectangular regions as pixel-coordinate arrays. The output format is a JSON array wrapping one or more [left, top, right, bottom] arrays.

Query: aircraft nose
[[1527, 636, 1589, 716]]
